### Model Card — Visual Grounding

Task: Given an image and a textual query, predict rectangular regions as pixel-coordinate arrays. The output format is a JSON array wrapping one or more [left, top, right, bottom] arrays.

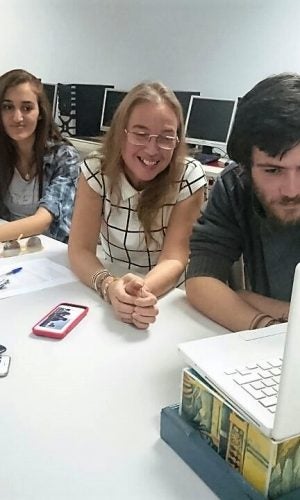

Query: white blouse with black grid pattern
[[81, 156, 206, 274]]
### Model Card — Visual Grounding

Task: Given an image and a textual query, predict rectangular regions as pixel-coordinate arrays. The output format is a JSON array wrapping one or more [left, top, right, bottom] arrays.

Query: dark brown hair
[[227, 73, 300, 170], [0, 68, 63, 197]]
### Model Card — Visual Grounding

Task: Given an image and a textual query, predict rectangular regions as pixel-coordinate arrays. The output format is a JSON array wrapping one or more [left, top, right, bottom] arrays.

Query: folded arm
[[68, 174, 104, 286], [68, 175, 158, 329], [185, 171, 289, 332], [186, 276, 289, 332], [144, 187, 205, 297], [0, 207, 53, 242], [39, 143, 80, 242], [0, 144, 80, 243]]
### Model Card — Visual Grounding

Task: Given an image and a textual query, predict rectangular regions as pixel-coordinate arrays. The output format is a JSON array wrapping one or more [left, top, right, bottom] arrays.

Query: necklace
[[16, 159, 36, 181]]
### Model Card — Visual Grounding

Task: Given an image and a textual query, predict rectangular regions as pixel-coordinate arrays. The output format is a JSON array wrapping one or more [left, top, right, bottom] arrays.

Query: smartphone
[[0, 355, 11, 377], [32, 302, 89, 339]]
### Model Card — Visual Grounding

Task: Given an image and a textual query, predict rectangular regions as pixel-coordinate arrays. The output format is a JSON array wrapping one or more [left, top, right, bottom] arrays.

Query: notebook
[[178, 263, 300, 441]]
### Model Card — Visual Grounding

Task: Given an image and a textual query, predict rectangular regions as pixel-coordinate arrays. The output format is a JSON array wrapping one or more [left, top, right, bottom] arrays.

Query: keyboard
[[193, 152, 220, 164], [224, 358, 282, 413]]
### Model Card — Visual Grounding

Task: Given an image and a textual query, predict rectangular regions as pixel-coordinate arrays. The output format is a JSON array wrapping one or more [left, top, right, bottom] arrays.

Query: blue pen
[[0, 267, 23, 279]]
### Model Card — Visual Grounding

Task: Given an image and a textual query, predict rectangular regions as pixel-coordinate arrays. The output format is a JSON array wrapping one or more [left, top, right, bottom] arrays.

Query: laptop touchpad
[[240, 323, 287, 341]]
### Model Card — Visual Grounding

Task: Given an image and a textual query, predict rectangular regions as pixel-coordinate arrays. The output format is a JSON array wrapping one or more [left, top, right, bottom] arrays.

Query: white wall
[[1, 0, 300, 99]]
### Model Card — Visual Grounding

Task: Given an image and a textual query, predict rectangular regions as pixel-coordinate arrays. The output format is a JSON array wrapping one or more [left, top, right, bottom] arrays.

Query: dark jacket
[[187, 163, 300, 301]]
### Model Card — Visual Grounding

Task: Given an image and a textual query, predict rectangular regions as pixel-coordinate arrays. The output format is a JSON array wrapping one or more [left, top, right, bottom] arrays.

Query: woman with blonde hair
[[0, 69, 80, 243], [68, 81, 206, 328]]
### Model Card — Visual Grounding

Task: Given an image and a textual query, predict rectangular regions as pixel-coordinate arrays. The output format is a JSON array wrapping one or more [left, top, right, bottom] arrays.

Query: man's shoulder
[[205, 162, 252, 217], [215, 162, 251, 198], [220, 161, 249, 184]]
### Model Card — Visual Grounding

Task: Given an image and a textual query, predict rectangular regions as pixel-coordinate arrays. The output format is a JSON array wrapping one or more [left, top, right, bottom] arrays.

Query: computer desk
[[0, 235, 226, 500]]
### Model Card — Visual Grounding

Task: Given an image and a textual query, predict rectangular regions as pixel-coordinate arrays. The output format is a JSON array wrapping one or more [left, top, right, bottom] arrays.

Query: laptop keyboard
[[224, 358, 282, 413]]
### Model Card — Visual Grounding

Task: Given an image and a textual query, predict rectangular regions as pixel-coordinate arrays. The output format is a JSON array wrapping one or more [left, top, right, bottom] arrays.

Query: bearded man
[[186, 73, 300, 331]]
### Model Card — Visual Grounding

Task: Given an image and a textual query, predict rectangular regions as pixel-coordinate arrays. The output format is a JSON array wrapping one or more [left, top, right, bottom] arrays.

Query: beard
[[253, 182, 300, 228]]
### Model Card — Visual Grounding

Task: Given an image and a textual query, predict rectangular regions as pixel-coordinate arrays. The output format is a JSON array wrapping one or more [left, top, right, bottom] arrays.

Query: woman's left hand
[[107, 273, 158, 329], [124, 275, 159, 329]]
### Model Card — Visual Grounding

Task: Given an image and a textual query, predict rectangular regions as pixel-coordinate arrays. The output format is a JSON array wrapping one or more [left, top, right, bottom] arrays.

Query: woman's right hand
[[107, 274, 158, 329]]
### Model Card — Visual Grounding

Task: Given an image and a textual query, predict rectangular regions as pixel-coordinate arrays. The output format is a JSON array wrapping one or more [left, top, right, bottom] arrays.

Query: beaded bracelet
[[277, 315, 289, 323], [264, 318, 282, 327], [249, 312, 275, 330]]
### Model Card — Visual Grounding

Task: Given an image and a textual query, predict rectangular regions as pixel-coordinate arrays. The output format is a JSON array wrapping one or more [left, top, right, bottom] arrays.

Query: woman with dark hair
[[68, 81, 206, 329], [0, 69, 80, 242]]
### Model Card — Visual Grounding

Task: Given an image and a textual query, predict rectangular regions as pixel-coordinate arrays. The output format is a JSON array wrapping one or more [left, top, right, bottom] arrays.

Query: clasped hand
[[108, 273, 158, 329]]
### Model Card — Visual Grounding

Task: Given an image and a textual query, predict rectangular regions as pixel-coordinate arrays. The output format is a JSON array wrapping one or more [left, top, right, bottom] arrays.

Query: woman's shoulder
[[174, 156, 206, 202], [81, 152, 103, 177], [81, 153, 107, 194], [179, 156, 206, 185], [45, 140, 79, 160], [183, 156, 206, 176]]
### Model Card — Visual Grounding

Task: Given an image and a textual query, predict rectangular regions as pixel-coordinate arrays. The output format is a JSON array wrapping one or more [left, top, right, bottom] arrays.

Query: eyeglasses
[[1, 236, 43, 258], [124, 129, 179, 150]]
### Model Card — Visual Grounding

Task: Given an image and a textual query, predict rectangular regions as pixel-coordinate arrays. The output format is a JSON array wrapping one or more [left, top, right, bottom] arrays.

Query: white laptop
[[178, 263, 300, 441]]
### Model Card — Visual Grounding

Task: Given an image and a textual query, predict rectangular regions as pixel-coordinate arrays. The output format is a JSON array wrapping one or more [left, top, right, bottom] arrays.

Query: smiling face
[[1, 81, 40, 148], [252, 144, 300, 225], [121, 101, 178, 189]]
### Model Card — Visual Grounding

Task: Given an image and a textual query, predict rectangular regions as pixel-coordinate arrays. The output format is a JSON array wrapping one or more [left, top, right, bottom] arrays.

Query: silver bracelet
[[91, 269, 110, 291], [95, 271, 112, 296]]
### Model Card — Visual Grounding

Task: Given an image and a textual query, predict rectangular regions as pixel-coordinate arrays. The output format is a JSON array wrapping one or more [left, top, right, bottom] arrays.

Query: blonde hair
[[98, 81, 188, 240]]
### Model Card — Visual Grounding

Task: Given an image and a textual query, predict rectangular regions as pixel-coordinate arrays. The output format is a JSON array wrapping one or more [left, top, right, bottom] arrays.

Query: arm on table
[[0, 144, 80, 243], [116, 186, 205, 327], [186, 276, 289, 332], [39, 143, 80, 242], [144, 187, 205, 297], [0, 207, 53, 242], [68, 174, 105, 285], [68, 175, 158, 329], [237, 290, 289, 321]]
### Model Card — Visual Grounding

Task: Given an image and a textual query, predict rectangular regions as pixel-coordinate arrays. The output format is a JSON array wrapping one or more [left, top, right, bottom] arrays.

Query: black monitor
[[43, 83, 58, 117], [100, 89, 127, 132], [173, 91, 200, 122], [75, 84, 114, 137], [185, 96, 237, 153]]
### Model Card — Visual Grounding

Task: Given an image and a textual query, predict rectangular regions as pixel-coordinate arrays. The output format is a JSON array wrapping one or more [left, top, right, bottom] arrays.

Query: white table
[[0, 236, 226, 500]]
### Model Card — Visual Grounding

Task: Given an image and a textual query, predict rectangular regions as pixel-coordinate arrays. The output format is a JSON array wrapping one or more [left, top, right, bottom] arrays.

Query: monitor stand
[[193, 145, 220, 165]]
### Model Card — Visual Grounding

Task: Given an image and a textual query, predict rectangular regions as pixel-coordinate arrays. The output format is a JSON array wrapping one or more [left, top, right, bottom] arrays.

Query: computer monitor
[[100, 89, 127, 132], [75, 84, 114, 137], [43, 83, 58, 117], [185, 96, 237, 153], [173, 91, 200, 122]]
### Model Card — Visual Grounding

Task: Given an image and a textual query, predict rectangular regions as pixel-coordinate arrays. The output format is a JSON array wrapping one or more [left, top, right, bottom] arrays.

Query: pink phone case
[[32, 302, 89, 339]]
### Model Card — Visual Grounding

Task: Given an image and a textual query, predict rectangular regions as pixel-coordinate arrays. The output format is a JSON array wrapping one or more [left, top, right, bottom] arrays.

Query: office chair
[[56, 84, 77, 136]]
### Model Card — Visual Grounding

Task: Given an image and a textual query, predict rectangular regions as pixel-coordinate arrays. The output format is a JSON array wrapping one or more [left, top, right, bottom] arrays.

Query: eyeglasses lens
[[127, 132, 176, 150]]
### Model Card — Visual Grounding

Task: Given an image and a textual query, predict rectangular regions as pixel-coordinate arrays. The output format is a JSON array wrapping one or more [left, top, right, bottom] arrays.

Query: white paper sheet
[[0, 258, 78, 299]]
